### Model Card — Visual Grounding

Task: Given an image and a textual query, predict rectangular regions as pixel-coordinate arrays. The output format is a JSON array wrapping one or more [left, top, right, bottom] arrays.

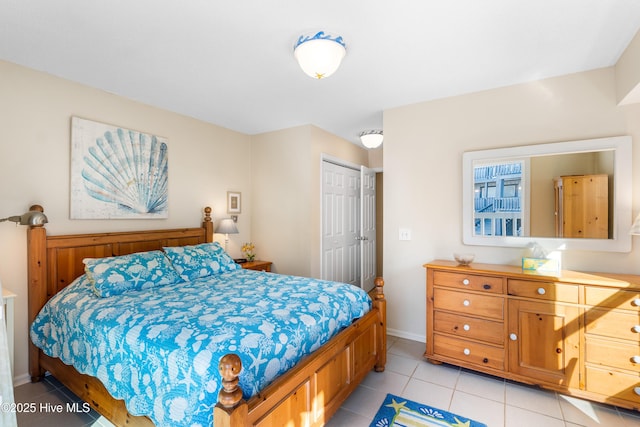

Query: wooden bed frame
[[26, 205, 387, 426]]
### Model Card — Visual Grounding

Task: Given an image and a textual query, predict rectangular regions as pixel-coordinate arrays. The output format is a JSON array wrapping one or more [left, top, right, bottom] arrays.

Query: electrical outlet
[[399, 228, 411, 241]]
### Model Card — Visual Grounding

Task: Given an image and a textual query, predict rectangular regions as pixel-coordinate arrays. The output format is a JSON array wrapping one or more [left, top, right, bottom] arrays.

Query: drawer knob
[[463, 348, 471, 356], [631, 356, 640, 364], [537, 288, 546, 295], [483, 284, 492, 290], [633, 298, 640, 307], [635, 387, 640, 396], [463, 300, 470, 306], [509, 333, 518, 341], [633, 325, 640, 333], [463, 324, 470, 331], [462, 279, 470, 286]]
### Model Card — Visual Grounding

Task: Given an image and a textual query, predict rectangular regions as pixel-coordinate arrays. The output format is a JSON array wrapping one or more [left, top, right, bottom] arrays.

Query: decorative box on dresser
[[425, 259, 640, 411]]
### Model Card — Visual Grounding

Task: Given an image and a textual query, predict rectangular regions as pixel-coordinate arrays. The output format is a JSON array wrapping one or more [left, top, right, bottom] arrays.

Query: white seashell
[[81, 128, 168, 214]]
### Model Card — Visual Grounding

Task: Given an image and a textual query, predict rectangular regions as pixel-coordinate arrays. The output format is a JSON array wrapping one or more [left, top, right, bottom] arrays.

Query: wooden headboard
[[27, 205, 214, 379]]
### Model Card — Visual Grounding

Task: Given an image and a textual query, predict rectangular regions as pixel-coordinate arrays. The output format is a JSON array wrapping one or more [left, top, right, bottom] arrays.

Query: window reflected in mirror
[[473, 160, 525, 237]]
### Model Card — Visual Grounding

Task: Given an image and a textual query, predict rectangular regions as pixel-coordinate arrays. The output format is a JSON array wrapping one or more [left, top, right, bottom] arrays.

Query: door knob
[[509, 333, 517, 341]]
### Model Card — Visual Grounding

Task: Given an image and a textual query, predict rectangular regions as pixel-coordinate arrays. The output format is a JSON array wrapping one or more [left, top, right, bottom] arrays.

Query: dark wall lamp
[[0, 205, 48, 227]]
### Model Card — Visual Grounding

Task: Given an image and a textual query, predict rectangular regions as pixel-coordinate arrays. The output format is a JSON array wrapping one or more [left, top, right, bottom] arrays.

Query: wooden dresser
[[425, 259, 640, 410], [554, 174, 608, 239]]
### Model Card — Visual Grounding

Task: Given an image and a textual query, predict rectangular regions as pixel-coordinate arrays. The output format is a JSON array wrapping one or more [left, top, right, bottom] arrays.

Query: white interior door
[[321, 160, 376, 291], [322, 161, 360, 286], [360, 166, 376, 292]]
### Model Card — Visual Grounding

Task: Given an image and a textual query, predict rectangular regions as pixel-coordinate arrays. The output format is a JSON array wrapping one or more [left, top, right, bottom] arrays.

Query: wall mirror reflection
[[462, 136, 632, 252]]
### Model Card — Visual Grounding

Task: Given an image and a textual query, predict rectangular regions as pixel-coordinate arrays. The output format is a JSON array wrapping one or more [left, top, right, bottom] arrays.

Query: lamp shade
[[359, 130, 383, 149], [215, 218, 239, 235], [631, 213, 640, 235], [294, 31, 346, 79]]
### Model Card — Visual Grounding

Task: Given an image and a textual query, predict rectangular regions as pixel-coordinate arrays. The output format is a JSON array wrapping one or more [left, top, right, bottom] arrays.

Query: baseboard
[[13, 372, 31, 387], [387, 328, 425, 343]]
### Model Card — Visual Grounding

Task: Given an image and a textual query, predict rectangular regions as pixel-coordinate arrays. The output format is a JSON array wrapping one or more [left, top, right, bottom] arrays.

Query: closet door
[[360, 166, 376, 292], [322, 161, 361, 287]]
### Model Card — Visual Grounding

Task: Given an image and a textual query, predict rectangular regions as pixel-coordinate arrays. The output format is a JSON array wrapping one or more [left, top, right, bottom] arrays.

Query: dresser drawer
[[586, 337, 640, 371], [507, 279, 578, 303], [585, 287, 640, 311], [433, 334, 504, 371], [585, 307, 640, 341], [433, 271, 503, 294], [433, 288, 504, 320], [434, 311, 504, 345], [585, 366, 640, 404]]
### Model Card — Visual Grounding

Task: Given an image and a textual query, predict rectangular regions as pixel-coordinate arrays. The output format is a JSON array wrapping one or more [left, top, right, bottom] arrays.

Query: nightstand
[[241, 260, 272, 272]]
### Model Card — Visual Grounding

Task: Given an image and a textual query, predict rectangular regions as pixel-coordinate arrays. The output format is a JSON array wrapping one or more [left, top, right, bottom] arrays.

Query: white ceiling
[[2, 1, 640, 146]]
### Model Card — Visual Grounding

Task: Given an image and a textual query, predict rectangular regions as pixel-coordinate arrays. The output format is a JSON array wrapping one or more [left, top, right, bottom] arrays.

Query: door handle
[[355, 236, 369, 241]]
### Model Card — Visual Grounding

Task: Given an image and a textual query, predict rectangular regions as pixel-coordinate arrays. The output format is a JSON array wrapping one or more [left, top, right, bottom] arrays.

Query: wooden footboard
[[26, 206, 387, 426], [239, 277, 386, 427]]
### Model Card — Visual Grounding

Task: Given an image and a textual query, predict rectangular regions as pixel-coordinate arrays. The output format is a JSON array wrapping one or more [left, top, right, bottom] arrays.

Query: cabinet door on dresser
[[508, 299, 580, 388]]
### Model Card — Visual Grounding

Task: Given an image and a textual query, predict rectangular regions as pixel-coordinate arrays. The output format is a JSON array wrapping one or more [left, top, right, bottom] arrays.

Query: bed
[[26, 205, 387, 426]]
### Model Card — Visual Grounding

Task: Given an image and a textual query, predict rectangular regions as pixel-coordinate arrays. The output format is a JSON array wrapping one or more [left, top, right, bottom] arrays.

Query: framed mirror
[[462, 136, 632, 252]]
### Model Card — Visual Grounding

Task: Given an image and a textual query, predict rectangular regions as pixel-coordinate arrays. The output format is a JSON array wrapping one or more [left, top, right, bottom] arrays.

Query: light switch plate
[[399, 228, 411, 241]]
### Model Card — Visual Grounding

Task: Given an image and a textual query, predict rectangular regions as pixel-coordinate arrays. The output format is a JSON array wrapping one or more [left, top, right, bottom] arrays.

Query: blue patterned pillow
[[163, 242, 240, 281], [84, 250, 182, 298]]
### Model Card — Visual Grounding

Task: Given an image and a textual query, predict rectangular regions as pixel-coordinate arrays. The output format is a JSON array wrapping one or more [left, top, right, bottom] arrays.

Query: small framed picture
[[227, 191, 241, 214]]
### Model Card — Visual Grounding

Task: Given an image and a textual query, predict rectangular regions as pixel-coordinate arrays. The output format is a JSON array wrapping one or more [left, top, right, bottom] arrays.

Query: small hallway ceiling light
[[294, 31, 346, 79], [359, 130, 383, 149]]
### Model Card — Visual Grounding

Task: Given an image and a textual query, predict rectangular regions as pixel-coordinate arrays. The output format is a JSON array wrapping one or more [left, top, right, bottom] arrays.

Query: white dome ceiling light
[[294, 31, 346, 80], [359, 130, 383, 149]]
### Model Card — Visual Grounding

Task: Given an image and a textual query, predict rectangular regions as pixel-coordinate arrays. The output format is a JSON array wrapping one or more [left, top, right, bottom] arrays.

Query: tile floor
[[12, 336, 640, 426]]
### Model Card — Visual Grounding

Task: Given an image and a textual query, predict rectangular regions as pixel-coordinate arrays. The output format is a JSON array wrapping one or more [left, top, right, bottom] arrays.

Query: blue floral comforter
[[30, 269, 371, 427]]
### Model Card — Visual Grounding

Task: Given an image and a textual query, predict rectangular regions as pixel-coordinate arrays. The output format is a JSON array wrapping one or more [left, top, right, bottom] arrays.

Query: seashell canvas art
[[71, 117, 169, 219]]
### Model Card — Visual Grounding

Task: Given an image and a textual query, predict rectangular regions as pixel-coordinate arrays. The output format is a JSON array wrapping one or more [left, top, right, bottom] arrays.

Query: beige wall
[[616, 29, 640, 104], [0, 60, 252, 382], [383, 67, 640, 341], [250, 125, 369, 278]]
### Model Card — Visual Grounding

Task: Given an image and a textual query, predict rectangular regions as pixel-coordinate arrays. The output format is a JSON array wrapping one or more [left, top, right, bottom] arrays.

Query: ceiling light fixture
[[294, 31, 346, 79], [359, 130, 383, 149]]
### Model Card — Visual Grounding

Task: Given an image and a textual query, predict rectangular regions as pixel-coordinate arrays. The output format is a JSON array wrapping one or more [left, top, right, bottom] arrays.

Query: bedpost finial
[[204, 206, 212, 222], [374, 277, 385, 300], [218, 354, 243, 408]]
